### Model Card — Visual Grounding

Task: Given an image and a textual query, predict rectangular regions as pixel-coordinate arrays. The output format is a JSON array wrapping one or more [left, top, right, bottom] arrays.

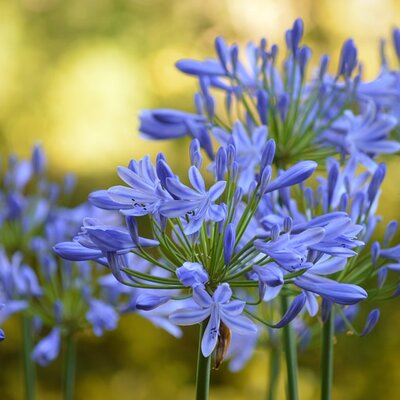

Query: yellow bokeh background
[[1, 1, 400, 399]]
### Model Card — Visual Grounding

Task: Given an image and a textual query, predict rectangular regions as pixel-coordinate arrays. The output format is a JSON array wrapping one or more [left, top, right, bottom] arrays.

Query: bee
[[214, 321, 231, 369]]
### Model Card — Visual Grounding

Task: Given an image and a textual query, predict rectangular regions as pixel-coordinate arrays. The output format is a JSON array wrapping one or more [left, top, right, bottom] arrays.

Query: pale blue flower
[[170, 283, 257, 357]]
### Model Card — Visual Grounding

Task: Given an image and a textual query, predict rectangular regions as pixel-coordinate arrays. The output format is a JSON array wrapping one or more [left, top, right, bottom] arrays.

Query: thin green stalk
[[321, 308, 334, 400], [22, 316, 36, 400], [267, 345, 281, 400], [63, 335, 76, 400], [195, 321, 211, 400], [281, 296, 299, 400]]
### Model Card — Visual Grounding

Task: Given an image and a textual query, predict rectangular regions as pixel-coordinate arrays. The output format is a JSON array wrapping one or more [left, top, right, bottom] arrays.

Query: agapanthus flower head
[[53, 19, 400, 368], [0, 145, 176, 368]]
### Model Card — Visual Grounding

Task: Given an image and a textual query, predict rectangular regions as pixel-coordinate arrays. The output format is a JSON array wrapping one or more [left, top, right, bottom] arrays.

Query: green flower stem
[[195, 321, 211, 400], [267, 345, 281, 400], [63, 334, 76, 400], [22, 316, 36, 400], [281, 296, 299, 400], [321, 308, 334, 400]]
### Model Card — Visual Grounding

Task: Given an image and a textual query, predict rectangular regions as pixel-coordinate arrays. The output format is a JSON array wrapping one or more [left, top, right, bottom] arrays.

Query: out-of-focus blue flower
[[32, 144, 46, 176], [31, 328, 61, 366], [170, 283, 257, 357], [0, 304, 5, 342], [226, 330, 259, 372], [86, 299, 119, 336]]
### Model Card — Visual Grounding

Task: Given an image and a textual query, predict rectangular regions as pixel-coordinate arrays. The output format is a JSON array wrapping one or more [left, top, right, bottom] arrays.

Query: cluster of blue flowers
[[0, 145, 180, 368], [53, 20, 400, 370]]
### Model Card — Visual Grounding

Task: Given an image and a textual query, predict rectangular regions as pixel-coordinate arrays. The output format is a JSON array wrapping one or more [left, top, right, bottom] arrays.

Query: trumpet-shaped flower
[[170, 283, 257, 357], [160, 166, 226, 235]]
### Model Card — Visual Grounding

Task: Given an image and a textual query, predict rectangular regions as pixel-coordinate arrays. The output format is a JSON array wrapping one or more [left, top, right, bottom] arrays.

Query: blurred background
[[1, 0, 400, 399]]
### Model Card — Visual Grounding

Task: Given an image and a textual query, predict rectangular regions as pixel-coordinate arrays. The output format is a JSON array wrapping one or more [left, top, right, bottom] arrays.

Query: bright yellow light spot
[[45, 42, 156, 173]]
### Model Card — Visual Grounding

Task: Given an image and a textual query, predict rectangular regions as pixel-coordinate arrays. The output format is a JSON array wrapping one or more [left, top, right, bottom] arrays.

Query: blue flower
[[253, 263, 284, 301], [31, 144, 46, 176], [139, 109, 213, 158], [160, 166, 226, 234], [226, 330, 259, 372], [265, 161, 317, 193], [0, 304, 5, 342], [212, 122, 268, 190], [361, 309, 380, 336], [140, 109, 206, 139], [294, 274, 367, 305], [176, 262, 209, 287], [86, 299, 119, 336], [53, 219, 158, 262], [107, 155, 171, 216], [255, 227, 325, 271], [170, 283, 257, 356], [323, 103, 400, 170], [31, 328, 61, 366]]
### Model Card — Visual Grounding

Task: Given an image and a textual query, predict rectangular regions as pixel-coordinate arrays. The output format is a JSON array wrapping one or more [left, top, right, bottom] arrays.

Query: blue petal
[[208, 204, 226, 222], [160, 199, 202, 218], [176, 262, 209, 288], [169, 307, 211, 326], [361, 309, 380, 336], [213, 283, 232, 303], [184, 216, 206, 235], [295, 275, 367, 305], [166, 177, 203, 199], [189, 166, 206, 193], [310, 257, 347, 275], [201, 308, 221, 357], [273, 293, 306, 328], [208, 181, 227, 201], [220, 300, 245, 316], [135, 294, 171, 310], [53, 242, 102, 261], [266, 161, 317, 192], [380, 245, 400, 260], [220, 311, 258, 334], [0, 300, 28, 324], [117, 166, 154, 191], [264, 284, 283, 302], [176, 59, 226, 76], [305, 291, 319, 317], [86, 300, 119, 336], [290, 228, 325, 247], [31, 328, 61, 366], [223, 223, 236, 265], [89, 190, 128, 210], [107, 186, 137, 205], [254, 264, 284, 287], [192, 285, 213, 307]]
